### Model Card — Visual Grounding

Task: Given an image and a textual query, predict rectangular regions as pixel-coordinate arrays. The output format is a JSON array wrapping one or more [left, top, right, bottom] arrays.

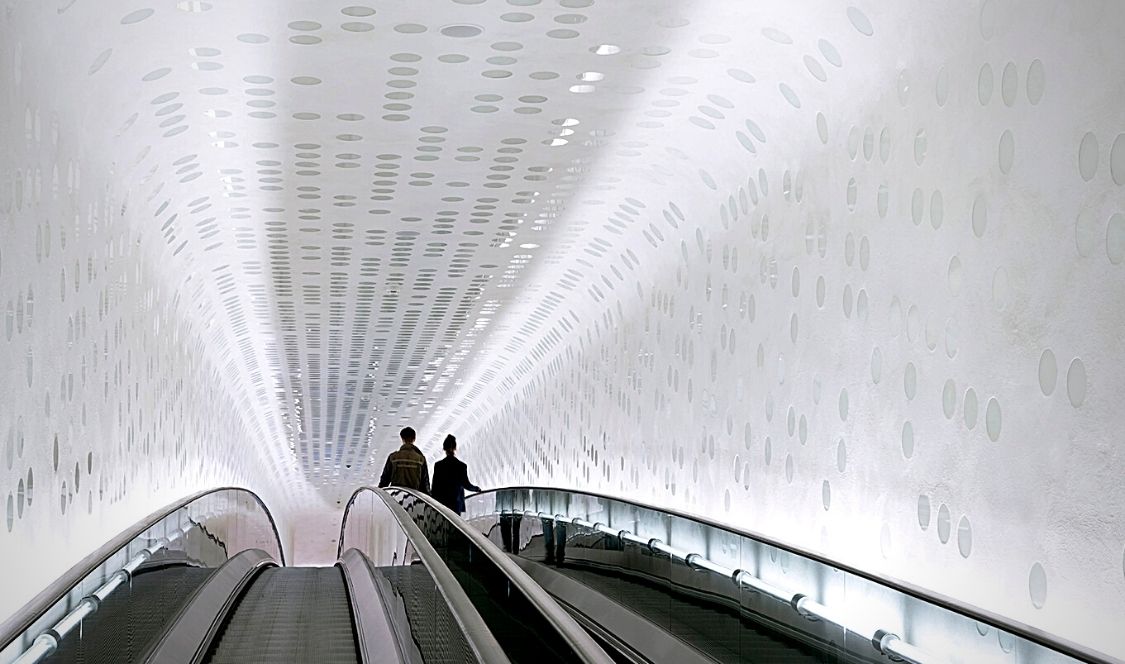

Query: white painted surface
[[0, 0, 1122, 658]]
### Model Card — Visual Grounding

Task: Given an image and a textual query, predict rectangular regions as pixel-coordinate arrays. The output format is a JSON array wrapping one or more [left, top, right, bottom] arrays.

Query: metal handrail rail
[[383, 487, 613, 664], [468, 486, 1112, 664], [339, 487, 511, 664], [0, 486, 285, 653]]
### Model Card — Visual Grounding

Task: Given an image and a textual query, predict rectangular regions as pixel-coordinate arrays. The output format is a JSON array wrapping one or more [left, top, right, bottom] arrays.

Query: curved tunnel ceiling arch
[[2, 0, 1125, 659]]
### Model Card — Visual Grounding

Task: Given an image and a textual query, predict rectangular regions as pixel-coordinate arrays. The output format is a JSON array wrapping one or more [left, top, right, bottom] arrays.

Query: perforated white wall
[[1, 0, 1123, 658], [434, 2, 1125, 659], [0, 7, 297, 619]]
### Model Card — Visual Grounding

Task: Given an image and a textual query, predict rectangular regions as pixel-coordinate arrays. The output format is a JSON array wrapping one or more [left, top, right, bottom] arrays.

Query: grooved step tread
[[44, 565, 214, 664], [204, 567, 359, 664], [521, 538, 831, 664]]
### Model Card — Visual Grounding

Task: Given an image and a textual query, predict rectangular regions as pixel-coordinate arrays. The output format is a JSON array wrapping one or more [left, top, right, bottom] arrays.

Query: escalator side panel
[[367, 570, 428, 664], [343, 487, 510, 664], [372, 565, 479, 664], [392, 490, 611, 664], [518, 532, 854, 664], [340, 548, 422, 664]]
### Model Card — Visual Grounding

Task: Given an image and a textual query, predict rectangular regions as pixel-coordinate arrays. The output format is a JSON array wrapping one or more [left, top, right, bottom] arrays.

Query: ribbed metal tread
[[204, 567, 359, 664], [44, 565, 214, 664], [546, 562, 831, 663], [372, 564, 478, 663]]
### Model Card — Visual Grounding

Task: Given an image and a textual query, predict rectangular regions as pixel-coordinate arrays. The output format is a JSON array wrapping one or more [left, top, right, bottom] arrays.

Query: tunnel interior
[[0, 1, 1123, 659]]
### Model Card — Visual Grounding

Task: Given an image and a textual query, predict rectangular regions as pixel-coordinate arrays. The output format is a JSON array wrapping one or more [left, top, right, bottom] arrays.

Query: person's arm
[[378, 456, 392, 488], [420, 459, 431, 495], [462, 464, 482, 493], [431, 463, 445, 497]]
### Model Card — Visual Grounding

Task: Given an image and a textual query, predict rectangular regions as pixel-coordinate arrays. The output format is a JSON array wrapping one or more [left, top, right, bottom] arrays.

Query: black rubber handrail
[[471, 486, 1111, 664], [145, 548, 278, 664], [0, 486, 285, 653]]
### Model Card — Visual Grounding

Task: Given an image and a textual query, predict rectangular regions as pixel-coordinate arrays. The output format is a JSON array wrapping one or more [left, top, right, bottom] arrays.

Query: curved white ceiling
[[9, 0, 896, 504], [3, 0, 1125, 659], [17, 0, 691, 498]]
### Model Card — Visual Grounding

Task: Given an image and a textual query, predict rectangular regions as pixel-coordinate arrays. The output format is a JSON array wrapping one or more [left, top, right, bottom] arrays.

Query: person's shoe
[[544, 553, 556, 565]]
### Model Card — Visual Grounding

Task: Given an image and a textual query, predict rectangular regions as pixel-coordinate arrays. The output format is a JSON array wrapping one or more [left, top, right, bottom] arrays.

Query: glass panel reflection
[[388, 488, 602, 664], [339, 489, 479, 663]]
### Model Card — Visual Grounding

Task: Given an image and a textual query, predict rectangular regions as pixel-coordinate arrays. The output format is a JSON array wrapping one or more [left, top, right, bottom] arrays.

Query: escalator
[[143, 547, 493, 664], [392, 488, 844, 664], [41, 557, 214, 664], [340, 488, 608, 664], [509, 537, 831, 664], [451, 488, 1106, 664], [203, 567, 358, 664], [3, 486, 1103, 664], [368, 565, 478, 663], [2, 486, 608, 664]]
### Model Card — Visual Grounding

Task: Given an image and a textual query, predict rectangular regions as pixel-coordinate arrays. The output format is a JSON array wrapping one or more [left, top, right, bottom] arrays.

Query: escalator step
[[205, 567, 358, 664], [549, 563, 833, 663], [45, 565, 213, 664]]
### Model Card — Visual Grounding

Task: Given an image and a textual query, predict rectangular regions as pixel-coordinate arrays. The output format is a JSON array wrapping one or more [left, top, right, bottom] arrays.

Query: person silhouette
[[378, 426, 430, 493], [430, 434, 482, 515]]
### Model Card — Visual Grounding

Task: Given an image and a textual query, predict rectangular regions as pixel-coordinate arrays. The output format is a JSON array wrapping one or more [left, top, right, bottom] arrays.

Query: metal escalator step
[[44, 565, 214, 664], [205, 567, 359, 664], [551, 564, 833, 663]]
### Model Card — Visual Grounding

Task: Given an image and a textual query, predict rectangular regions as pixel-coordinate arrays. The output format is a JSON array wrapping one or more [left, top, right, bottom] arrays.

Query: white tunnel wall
[[0, 5, 294, 622], [0, 0, 1123, 660], [443, 3, 1125, 659], [0, 116, 273, 621]]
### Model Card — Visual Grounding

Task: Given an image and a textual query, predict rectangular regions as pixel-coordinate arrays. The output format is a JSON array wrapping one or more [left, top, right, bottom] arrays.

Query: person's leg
[[500, 514, 513, 552], [542, 518, 555, 563], [554, 522, 566, 565]]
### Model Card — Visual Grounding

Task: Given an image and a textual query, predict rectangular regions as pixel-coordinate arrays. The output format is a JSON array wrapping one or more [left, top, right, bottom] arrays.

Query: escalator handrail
[[145, 548, 278, 664], [0, 486, 286, 653], [468, 486, 1105, 664], [339, 487, 512, 664], [384, 487, 613, 664]]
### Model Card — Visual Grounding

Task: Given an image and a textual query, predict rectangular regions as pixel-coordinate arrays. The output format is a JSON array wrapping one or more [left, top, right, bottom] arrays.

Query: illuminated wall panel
[[0, 1, 1122, 658], [443, 3, 1125, 658]]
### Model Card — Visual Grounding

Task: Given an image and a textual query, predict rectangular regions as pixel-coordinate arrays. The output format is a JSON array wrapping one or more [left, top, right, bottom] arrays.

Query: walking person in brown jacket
[[378, 426, 430, 493]]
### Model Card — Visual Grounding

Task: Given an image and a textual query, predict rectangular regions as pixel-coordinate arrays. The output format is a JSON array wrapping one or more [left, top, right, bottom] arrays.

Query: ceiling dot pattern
[[1, 0, 1125, 659], [408, 1, 1118, 659], [16, 0, 661, 500]]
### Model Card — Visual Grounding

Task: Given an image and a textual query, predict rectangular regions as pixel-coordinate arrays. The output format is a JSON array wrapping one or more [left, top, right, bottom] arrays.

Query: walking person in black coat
[[431, 434, 482, 516]]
